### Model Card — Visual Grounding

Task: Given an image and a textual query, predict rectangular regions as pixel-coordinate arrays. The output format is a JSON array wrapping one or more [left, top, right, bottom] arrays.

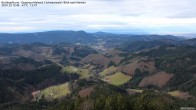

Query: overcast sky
[[0, 0, 196, 35]]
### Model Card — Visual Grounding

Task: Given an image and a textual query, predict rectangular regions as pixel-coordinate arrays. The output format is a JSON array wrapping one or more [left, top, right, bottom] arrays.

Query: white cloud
[[0, 0, 196, 34]]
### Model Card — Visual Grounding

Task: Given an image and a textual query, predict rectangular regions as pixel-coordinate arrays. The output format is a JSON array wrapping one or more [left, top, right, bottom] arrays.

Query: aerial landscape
[[0, 31, 195, 110], [0, 0, 196, 110]]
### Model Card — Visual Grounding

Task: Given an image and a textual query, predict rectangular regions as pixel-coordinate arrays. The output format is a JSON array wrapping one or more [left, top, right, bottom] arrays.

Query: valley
[[0, 31, 195, 110]]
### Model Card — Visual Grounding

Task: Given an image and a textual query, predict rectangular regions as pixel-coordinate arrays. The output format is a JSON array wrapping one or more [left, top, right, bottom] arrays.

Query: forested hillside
[[0, 34, 195, 110]]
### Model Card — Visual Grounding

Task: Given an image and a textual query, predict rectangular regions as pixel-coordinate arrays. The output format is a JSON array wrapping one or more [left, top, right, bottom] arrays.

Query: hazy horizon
[[0, 0, 196, 36], [0, 30, 196, 38]]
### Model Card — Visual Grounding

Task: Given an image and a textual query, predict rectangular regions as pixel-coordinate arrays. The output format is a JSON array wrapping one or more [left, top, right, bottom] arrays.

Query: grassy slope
[[103, 72, 132, 86], [167, 90, 192, 100], [62, 66, 89, 78], [39, 82, 71, 100], [99, 66, 117, 76]]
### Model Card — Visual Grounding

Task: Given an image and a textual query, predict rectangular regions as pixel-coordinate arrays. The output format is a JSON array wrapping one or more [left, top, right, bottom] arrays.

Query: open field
[[126, 89, 143, 95], [168, 90, 192, 100], [39, 82, 71, 100], [139, 71, 174, 88], [78, 87, 94, 98], [62, 66, 90, 78], [120, 58, 156, 76], [99, 66, 117, 77], [81, 53, 123, 69], [103, 72, 132, 86]]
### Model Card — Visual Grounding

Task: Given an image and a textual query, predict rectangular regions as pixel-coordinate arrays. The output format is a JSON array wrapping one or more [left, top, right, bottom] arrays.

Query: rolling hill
[[0, 32, 196, 110]]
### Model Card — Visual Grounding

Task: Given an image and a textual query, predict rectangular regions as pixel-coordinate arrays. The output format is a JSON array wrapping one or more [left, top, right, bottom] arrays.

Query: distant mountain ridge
[[0, 30, 185, 44], [0, 31, 95, 44]]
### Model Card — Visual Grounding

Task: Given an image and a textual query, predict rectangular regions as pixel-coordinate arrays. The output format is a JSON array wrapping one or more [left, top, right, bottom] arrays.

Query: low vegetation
[[99, 66, 117, 77], [62, 66, 90, 78], [1, 39, 196, 110], [38, 82, 71, 100], [103, 72, 132, 86], [168, 90, 192, 100]]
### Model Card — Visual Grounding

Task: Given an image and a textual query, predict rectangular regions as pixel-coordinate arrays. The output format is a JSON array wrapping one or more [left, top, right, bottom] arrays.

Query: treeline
[[0, 64, 80, 105], [133, 46, 196, 94], [5, 80, 196, 110]]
